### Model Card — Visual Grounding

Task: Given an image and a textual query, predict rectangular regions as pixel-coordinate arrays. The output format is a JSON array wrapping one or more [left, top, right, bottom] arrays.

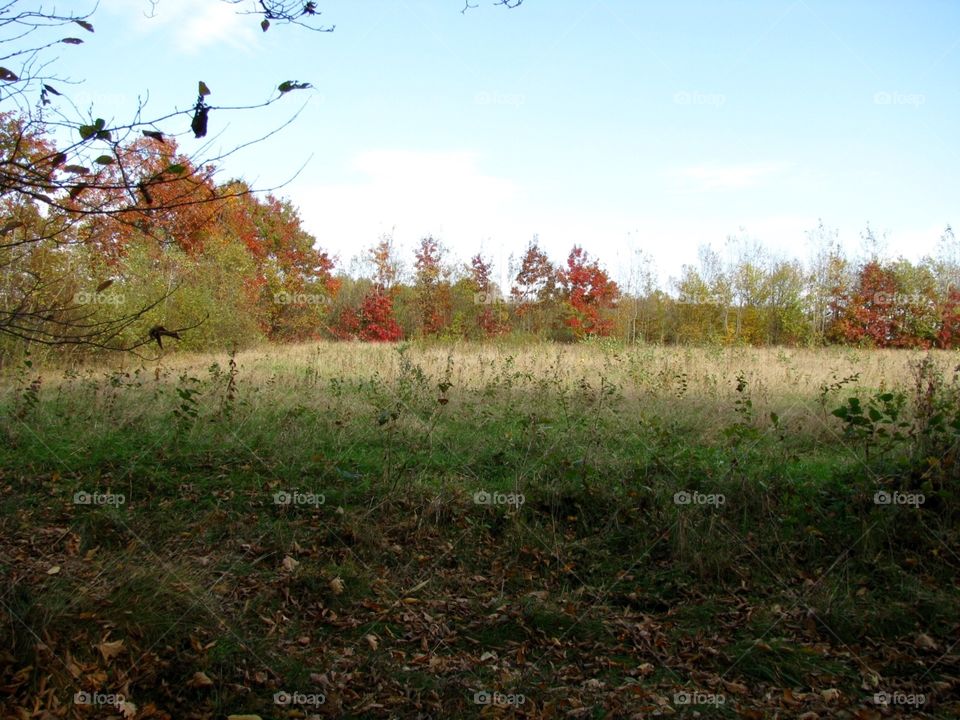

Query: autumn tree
[[0, 0, 522, 352], [887, 259, 937, 348], [0, 4, 315, 352], [937, 287, 960, 348], [0, 113, 163, 351], [469, 252, 509, 337], [351, 291, 403, 342], [366, 235, 402, 291], [557, 246, 619, 338], [212, 182, 339, 341], [337, 236, 404, 341], [511, 236, 558, 335], [832, 261, 898, 346], [412, 235, 451, 336]]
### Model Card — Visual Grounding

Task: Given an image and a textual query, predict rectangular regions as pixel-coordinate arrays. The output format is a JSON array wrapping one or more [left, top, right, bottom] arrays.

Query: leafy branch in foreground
[[0, 0, 316, 352]]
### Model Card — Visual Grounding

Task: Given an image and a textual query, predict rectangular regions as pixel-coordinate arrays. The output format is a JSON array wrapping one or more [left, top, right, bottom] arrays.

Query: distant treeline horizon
[[3, 112, 958, 358]]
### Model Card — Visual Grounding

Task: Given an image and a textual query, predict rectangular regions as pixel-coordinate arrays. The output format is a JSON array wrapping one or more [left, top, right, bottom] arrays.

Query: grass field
[[1, 341, 958, 718]]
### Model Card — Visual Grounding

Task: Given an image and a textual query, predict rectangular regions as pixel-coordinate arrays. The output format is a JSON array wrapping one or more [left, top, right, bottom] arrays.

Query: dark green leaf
[[142, 130, 165, 142], [191, 105, 209, 138], [95, 279, 114, 293], [43, 84, 61, 96], [61, 37, 84, 45], [198, 81, 211, 97], [165, 163, 187, 175], [79, 124, 96, 140], [94, 155, 115, 165], [261, 18, 270, 31], [278, 80, 311, 93], [74, 19, 95, 32]]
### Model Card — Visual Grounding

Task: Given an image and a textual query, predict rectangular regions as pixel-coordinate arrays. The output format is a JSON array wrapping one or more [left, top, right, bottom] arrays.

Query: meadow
[[1, 341, 958, 718]]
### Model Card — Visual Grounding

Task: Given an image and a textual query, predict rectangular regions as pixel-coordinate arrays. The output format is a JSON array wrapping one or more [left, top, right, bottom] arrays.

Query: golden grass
[[21, 341, 950, 441], [9, 342, 960, 437]]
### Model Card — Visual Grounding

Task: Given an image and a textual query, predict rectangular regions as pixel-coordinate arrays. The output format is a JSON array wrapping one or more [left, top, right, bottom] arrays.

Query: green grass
[[0, 341, 958, 718]]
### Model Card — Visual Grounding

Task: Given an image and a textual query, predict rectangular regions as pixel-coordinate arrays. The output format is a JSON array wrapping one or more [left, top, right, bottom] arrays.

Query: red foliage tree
[[355, 290, 403, 342], [938, 287, 960, 349], [840, 262, 896, 346], [559, 245, 619, 338], [470, 253, 508, 337]]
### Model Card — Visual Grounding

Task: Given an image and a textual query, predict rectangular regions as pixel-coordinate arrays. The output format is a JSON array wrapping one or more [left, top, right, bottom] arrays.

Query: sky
[[51, 0, 960, 290]]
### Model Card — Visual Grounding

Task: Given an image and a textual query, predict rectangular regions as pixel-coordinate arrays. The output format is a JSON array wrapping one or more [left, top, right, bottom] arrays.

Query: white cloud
[[288, 149, 522, 269], [672, 162, 789, 191], [287, 153, 940, 290], [100, 0, 257, 53]]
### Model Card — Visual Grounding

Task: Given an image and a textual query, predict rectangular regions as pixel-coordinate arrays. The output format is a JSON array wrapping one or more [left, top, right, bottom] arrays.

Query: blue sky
[[61, 0, 960, 289]]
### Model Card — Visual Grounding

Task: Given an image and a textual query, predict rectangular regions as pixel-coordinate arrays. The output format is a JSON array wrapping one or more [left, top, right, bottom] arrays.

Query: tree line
[[2, 108, 958, 359]]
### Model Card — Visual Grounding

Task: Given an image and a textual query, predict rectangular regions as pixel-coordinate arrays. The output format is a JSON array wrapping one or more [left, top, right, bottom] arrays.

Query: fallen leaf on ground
[[187, 671, 214, 688], [97, 639, 124, 662]]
